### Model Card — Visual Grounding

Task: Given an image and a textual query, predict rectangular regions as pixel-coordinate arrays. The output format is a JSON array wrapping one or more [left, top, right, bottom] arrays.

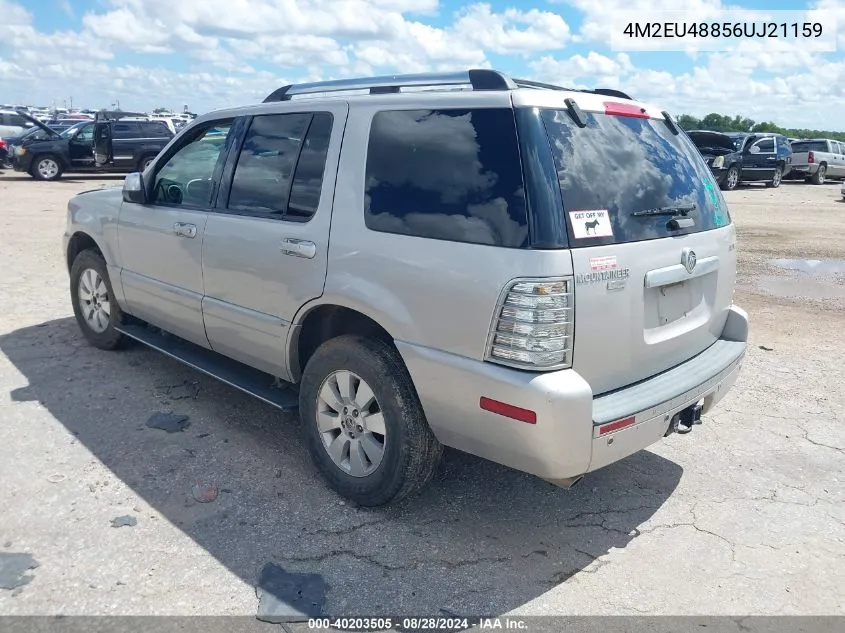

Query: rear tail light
[[808, 151, 815, 164], [485, 277, 574, 370]]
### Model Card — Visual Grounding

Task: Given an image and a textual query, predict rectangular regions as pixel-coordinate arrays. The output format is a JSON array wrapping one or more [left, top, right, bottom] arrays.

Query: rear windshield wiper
[[631, 204, 697, 217]]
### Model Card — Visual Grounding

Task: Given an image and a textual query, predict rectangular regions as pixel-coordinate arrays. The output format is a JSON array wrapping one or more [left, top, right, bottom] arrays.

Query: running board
[[116, 323, 299, 411]]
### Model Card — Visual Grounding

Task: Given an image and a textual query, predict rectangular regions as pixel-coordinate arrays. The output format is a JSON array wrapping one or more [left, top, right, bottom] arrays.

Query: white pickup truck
[[788, 139, 845, 184]]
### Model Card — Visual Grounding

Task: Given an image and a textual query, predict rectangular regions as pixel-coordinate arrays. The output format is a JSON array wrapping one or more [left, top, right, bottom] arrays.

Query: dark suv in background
[[14, 112, 173, 181], [688, 130, 792, 190]]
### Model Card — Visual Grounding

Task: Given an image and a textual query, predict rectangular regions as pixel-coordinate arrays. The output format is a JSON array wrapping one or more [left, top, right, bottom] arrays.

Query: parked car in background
[[0, 109, 37, 137], [724, 132, 792, 188], [787, 139, 845, 184], [0, 138, 8, 168], [64, 69, 747, 505], [688, 131, 792, 189], [687, 130, 744, 190], [14, 114, 173, 180]]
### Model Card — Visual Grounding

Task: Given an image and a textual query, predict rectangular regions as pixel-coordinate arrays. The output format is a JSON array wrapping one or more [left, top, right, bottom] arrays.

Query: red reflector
[[480, 397, 537, 424], [598, 415, 636, 435], [604, 101, 649, 119]]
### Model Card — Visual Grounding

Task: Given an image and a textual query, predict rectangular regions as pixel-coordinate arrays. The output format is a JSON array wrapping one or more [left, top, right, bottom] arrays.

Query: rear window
[[791, 141, 828, 153], [540, 109, 731, 247]]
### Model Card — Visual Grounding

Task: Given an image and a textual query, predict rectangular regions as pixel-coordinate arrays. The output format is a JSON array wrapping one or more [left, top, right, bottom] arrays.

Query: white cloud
[[453, 4, 570, 55]]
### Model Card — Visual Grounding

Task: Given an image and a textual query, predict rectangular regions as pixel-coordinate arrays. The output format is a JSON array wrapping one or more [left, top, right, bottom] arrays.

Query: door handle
[[173, 222, 197, 238], [280, 238, 317, 259]]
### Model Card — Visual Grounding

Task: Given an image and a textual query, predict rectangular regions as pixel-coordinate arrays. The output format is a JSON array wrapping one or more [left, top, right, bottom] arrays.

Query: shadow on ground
[[1, 318, 682, 616]]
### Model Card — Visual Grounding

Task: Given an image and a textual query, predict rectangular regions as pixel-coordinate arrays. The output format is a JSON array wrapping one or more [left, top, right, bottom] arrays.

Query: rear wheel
[[766, 166, 782, 188], [138, 154, 156, 172], [70, 249, 125, 350], [31, 155, 63, 181], [299, 335, 442, 506], [811, 164, 826, 185]]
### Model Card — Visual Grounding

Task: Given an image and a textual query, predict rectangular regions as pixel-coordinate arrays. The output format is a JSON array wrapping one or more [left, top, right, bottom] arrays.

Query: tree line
[[676, 113, 845, 142]]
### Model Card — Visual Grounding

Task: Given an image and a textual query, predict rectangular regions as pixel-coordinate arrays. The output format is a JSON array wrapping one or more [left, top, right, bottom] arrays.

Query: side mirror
[[748, 145, 760, 154], [123, 172, 147, 204]]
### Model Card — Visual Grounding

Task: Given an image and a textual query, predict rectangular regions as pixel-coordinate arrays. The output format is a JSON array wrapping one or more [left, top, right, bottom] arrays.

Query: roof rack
[[264, 69, 516, 102], [263, 69, 634, 103]]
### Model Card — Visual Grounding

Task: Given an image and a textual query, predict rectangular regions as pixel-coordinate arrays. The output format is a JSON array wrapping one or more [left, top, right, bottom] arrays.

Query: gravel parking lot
[[1, 171, 843, 619]]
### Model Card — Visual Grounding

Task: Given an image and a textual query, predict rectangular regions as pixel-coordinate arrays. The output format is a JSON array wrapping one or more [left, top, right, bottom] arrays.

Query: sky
[[1, 0, 843, 130]]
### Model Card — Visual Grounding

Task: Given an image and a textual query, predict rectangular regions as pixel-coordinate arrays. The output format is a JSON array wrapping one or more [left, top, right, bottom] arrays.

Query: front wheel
[[31, 155, 63, 181], [70, 249, 126, 350], [766, 166, 783, 188], [299, 335, 442, 506], [722, 165, 740, 191]]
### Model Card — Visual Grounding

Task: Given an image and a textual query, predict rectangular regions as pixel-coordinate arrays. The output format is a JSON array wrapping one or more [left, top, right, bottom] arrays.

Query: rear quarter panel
[[304, 95, 575, 361]]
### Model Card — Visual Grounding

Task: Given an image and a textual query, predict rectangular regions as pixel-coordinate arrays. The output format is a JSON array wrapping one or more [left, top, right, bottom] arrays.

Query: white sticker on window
[[569, 209, 614, 239]]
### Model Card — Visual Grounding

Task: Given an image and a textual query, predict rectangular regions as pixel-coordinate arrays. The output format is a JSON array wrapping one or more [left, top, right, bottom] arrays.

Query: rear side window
[[364, 108, 529, 248], [141, 122, 171, 138], [540, 108, 731, 247], [227, 112, 333, 221], [287, 113, 333, 221], [113, 123, 137, 139]]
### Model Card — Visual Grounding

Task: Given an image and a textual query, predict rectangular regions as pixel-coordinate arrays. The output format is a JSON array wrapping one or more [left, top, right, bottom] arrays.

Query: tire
[[299, 335, 442, 506], [766, 166, 783, 188], [31, 155, 63, 181], [69, 249, 126, 350], [722, 165, 740, 191], [811, 164, 826, 185], [138, 154, 156, 172]]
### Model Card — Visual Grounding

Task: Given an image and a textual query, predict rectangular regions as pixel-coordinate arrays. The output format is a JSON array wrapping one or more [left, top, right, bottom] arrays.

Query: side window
[[227, 113, 311, 216], [752, 138, 774, 154], [76, 124, 94, 142], [833, 141, 843, 154], [287, 113, 333, 221], [152, 121, 233, 208], [146, 122, 171, 138], [364, 108, 529, 248], [9, 114, 27, 127], [113, 123, 136, 139]]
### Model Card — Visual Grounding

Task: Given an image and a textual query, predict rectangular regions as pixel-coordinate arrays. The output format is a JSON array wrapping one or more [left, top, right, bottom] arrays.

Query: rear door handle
[[173, 222, 197, 238], [280, 238, 317, 259]]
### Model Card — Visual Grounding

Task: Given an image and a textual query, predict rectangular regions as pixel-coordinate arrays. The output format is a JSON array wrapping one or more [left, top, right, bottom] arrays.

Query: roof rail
[[263, 69, 517, 102], [513, 78, 634, 101], [262, 69, 635, 103]]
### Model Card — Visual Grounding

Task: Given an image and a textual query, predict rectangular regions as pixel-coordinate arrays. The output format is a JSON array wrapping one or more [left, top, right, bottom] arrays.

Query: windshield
[[540, 108, 731, 247], [791, 141, 828, 153]]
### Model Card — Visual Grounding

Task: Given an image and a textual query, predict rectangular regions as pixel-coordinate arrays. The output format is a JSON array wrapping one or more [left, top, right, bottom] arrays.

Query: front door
[[201, 105, 347, 380], [117, 118, 236, 348], [67, 123, 95, 168], [743, 136, 777, 181]]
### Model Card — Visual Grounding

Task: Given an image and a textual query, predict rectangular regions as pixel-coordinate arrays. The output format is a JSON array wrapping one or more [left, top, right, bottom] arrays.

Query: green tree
[[675, 112, 845, 142]]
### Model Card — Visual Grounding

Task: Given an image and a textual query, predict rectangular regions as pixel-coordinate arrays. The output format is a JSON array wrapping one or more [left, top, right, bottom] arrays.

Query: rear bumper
[[786, 165, 817, 177], [398, 305, 748, 481]]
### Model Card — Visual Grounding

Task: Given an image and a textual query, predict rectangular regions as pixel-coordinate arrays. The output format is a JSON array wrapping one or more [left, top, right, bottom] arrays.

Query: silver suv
[[63, 70, 748, 506]]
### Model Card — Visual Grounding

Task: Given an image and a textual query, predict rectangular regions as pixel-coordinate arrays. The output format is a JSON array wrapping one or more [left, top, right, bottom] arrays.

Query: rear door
[[539, 106, 736, 395], [201, 104, 346, 380]]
